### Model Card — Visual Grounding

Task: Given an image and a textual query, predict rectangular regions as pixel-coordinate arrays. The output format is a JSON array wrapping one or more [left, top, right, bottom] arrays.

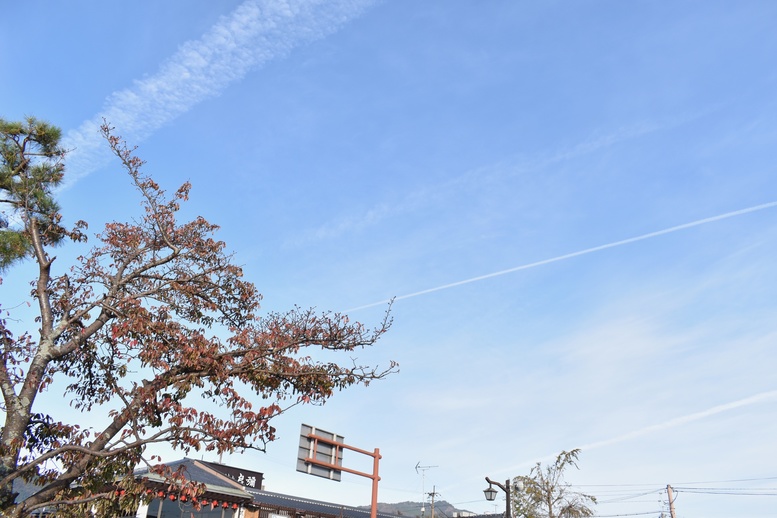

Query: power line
[[591, 512, 663, 517], [576, 475, 777, 487], [674, 488, 777, 496], [670, 476, 777, 484], [596, 489, 664, 505]]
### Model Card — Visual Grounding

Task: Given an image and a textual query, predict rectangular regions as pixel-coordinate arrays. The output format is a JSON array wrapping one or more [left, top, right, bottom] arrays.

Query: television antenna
[[415, 462, 438, 518]]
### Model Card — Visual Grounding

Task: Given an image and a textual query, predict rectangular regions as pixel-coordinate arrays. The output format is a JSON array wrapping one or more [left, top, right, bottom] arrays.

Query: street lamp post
[[483, 477, 523, 518]]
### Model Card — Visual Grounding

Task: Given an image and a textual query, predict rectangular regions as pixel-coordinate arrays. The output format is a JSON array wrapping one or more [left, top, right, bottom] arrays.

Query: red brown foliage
[[0, 121, 394, 517]]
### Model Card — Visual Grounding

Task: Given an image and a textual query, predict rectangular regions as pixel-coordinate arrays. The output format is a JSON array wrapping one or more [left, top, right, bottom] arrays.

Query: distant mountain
[[358, 501, 474, 518]]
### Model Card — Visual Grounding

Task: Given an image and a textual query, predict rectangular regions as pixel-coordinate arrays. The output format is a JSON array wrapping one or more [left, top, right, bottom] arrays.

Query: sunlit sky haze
[[2, 2, 777, 517]]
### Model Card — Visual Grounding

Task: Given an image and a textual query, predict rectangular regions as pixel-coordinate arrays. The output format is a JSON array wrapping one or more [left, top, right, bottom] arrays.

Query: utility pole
[[415, 462, 438, 518], [666, 485, 677, 518], [427, 486, 440, 518]]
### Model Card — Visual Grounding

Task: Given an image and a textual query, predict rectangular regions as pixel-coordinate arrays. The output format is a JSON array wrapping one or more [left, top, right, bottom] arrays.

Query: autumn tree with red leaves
[[0, 118, 394, 517]]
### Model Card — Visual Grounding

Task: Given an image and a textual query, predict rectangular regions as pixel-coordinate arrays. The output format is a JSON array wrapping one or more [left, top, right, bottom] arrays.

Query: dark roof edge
[[248, 488, 399, 518]]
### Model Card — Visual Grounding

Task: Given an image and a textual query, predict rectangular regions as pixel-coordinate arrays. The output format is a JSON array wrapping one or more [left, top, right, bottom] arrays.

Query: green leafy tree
[[0, 118, 76, 270], [0, 118, 395, 517], [512, 450, 596, 518]]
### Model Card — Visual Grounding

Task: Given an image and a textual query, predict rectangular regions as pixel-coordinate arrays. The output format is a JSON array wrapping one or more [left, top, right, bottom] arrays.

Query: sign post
[[297, 424, 381, 518]]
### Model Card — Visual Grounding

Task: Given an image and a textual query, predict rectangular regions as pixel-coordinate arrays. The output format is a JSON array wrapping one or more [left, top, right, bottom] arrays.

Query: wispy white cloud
[[289, 119, 674, 248], [345, 201, 777, 312], [285, 202, 395, 248], [61, 0, 376, 186]]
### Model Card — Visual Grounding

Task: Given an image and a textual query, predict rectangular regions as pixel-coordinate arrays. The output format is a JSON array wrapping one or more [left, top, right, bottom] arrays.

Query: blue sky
[[3, 1, 777, 516]]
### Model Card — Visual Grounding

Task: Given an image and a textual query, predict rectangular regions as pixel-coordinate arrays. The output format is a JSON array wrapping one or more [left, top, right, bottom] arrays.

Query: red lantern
[[222, 501, 229, 508], [232, 503, 239, 510], [169, 494, 177, 501], [158, 491, 165, 498]]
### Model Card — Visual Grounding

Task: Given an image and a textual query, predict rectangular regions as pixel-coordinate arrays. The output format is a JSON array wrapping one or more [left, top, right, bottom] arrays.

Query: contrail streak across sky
[[346, 201, 777, 312], [577, 389, 777, 452], [60, 0, 375, 186], [485, 389, 777, 478]]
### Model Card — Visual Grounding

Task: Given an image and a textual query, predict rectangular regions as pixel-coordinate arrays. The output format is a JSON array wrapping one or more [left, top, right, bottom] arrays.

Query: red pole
[[371, 448, 381, 518]]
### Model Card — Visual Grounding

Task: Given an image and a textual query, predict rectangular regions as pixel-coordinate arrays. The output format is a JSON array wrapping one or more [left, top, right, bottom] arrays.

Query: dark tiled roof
[[135, 458, 238, 489], [12, 479, 43, 503], [137, 458, 399, 518], [134, 457, 253, 504], [247, 488, 398, 518]]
